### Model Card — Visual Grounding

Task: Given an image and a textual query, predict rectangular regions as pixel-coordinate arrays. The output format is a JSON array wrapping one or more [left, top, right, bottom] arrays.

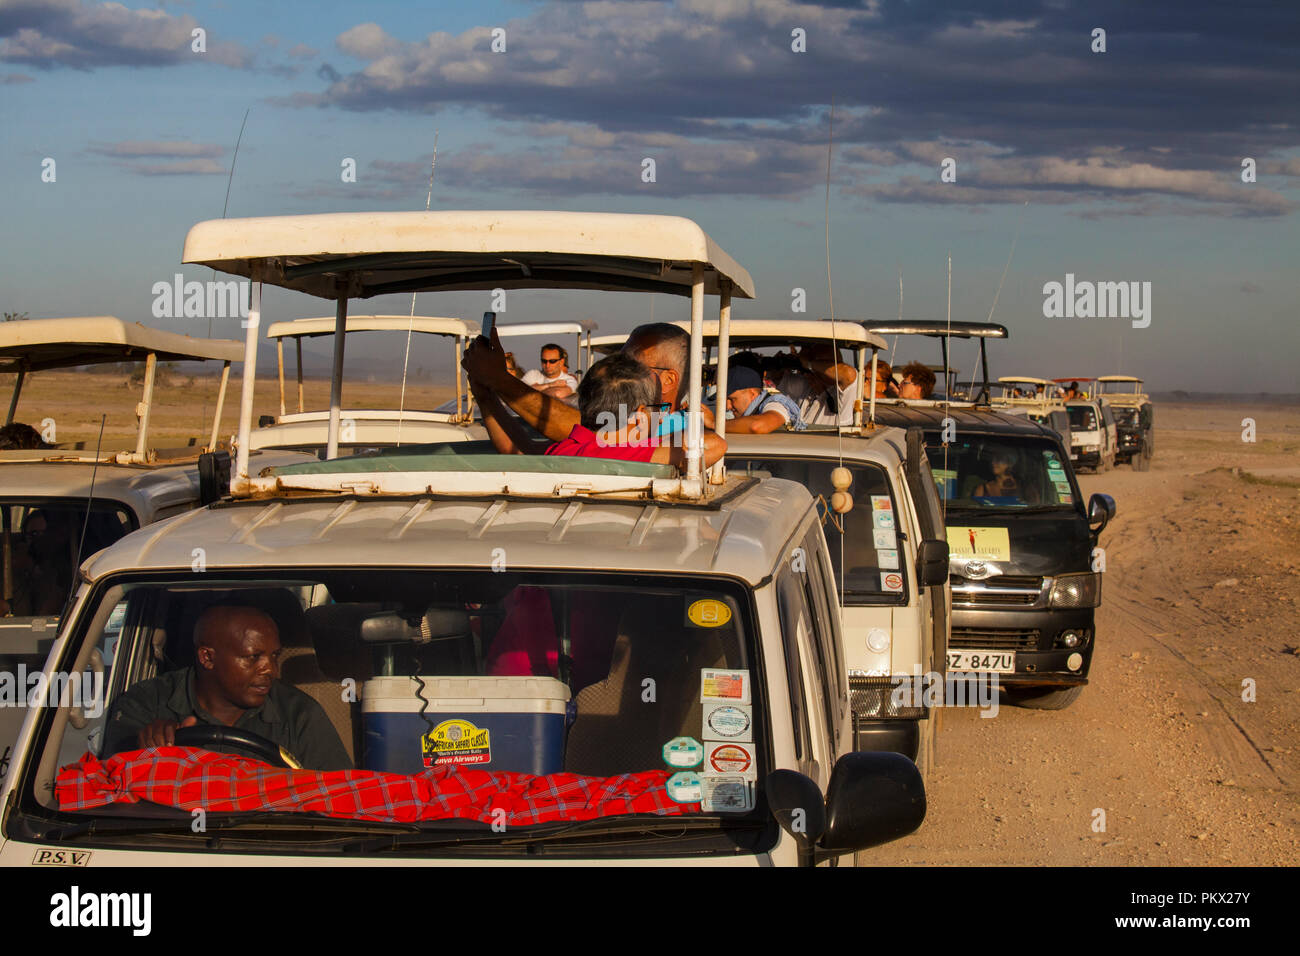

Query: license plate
[[947, 650, 1016, 673]]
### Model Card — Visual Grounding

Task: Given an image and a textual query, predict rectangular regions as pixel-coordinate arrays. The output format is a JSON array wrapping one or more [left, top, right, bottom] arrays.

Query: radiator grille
[[951, 628, 1042, 651]]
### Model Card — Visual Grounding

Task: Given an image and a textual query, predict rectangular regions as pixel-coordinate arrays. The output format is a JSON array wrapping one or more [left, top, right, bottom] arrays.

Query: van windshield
[[1067, 406, 1098, 430], [925, 437, 1077, 511], [20, 570, 771, 858], [727, 457, 906, 605]]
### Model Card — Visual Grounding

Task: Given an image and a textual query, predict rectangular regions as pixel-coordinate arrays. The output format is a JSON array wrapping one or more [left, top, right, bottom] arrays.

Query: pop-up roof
[[182, 210, 752, 498], [2, 317, 243, 461]]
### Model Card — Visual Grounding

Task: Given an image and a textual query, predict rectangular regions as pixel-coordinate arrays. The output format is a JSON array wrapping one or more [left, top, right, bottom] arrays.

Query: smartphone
[[481, 311, 496, 339]]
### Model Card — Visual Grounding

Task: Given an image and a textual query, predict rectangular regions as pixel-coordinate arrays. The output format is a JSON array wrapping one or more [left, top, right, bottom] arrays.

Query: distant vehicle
[[1097, 375, 1154, 470], [1064, 398, 1118, 472], [0, 317, 311, 777], [254, 315, 487, 455], [866, 321, 1009, 405], [991, 376, 1072, 449], [1, 211, 925, 866]]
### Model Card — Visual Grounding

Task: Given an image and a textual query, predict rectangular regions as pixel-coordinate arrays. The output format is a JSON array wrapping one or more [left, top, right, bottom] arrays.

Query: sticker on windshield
[[880, 572, 904, 593], [701, 776, 753, 813], [662, 736, 704, 769], [872, 510, 895, 530], [873, 528, 897, 550], [687, 598, 732, 628], [877, 548, 899, 570], [704, 703, 753, 741], [870, 495, 892, 511], [422, 718, 492, 767], [665, 771, 704, 804], [705, 741, 757, 781], [946, 526, 1011, 562], [701, 668, 750, 704]]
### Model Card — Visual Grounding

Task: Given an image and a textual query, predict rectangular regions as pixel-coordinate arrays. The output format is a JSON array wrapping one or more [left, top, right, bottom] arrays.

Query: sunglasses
[[541, 357, 564, 365]]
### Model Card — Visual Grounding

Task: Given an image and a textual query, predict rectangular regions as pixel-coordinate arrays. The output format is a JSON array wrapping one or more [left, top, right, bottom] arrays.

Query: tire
[[1134, 447, 1151, 471], [1005, 685, 1084, 710]]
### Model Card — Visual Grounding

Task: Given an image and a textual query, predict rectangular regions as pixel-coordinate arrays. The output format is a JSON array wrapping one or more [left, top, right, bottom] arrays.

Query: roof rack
[[182, 210, 753, 500], [864, 320, 1009, 406]]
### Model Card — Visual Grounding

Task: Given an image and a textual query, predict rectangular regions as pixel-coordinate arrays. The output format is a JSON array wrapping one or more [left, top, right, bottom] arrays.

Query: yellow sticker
[[687, 599, 732, 628], [946, 526, 1011, 562], [422, 718, 492, 767]]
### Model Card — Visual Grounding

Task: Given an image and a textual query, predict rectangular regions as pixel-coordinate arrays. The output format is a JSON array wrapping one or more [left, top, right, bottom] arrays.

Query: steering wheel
[[173, 725, 303, 770]]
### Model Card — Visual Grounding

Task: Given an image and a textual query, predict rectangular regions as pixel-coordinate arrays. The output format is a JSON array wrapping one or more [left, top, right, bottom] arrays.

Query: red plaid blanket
[[56, 749, 698, 824]]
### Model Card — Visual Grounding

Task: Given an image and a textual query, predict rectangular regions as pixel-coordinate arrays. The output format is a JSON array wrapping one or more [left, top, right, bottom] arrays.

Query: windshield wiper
[[44, 812, 424, 842]]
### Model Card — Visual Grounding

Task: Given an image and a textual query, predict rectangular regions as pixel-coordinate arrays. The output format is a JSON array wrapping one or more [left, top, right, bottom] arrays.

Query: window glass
[[925, 438, 1077, 511]]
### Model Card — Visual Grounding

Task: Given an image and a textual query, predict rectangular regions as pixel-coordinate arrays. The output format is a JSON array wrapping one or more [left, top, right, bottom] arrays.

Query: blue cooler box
[[361, 676, 570, 775]]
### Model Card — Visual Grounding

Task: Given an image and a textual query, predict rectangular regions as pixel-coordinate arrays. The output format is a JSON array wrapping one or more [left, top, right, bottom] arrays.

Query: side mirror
[[765, 770, 827, 849], [197, 450, 231, 505], [1088, 493, 1116, 536], [819, 751, 926, 857], [916, 539, 949, 588], [258, 414, 276, 427]]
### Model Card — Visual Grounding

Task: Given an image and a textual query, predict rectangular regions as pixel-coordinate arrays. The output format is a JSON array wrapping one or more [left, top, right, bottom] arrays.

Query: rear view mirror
[[1088, 493, 1116, 536], [916, 539, 949, 587], [765, 770, 827, 849], [819, 751, 926, 856]]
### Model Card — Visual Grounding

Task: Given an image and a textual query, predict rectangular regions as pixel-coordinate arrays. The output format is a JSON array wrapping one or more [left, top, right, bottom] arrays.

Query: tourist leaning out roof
[[466, 337, 725, 467], [775, 342, 861, 427], [723, 366, 806, 434], [462, 322, 721, 440]]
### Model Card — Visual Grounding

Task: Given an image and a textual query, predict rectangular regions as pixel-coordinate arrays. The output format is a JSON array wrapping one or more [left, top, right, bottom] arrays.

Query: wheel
[[1004, 685, 1083, 710], [1134, 446, 1151, 471]]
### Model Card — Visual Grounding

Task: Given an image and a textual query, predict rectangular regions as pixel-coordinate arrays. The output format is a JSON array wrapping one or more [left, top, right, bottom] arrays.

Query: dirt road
[[867, 403, 1300, 866]]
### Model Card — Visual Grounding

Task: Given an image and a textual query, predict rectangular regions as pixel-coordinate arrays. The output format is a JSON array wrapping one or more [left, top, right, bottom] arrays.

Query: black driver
[[104, 605, 352, 771]]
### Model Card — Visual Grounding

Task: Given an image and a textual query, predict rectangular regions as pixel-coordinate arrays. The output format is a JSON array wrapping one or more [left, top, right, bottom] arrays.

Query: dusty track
[[866, 403, 1300, 866]]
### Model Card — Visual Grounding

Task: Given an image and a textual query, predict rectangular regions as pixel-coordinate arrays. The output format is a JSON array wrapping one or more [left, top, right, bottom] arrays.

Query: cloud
[[1, 70, 33, 83], [288, 43, 317, 59], [0, 0, 252, 69], [86, 139, 226, 175], [279, 0, 1298, 217], [88, 140, 225, 158]]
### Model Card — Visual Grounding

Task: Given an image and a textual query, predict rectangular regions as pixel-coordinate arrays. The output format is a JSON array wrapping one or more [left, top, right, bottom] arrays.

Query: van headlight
[[1049, 573, 1101, 608], [1083, 444, 1100, 452]]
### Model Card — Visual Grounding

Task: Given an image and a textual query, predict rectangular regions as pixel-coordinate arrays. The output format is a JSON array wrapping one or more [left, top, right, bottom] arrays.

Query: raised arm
[[468, 376, 551, 455], [463, 331, 580, 442]]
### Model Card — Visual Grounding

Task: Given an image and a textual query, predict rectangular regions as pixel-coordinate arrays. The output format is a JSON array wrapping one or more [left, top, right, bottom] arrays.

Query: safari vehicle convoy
[[1097, 375, 1154, 470], [0, 318, 313, 777], [863, 322, 1116, 710], [0, 211, 926, 866]]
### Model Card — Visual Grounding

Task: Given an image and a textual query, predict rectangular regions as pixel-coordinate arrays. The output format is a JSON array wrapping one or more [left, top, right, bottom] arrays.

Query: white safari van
[[0, 211, 924, 866]]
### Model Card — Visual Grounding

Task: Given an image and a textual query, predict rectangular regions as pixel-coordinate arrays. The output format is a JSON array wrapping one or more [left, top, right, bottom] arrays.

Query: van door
[[776, 556, 831, 785]]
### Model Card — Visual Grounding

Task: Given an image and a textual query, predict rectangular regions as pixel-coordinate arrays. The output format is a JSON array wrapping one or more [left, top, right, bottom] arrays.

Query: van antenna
[[60, 414, 106, 621], [397, 129, 438, 446], [203, 107, 250, 437], [968, 200, 1027, 397], [822, 97, 849, 597]]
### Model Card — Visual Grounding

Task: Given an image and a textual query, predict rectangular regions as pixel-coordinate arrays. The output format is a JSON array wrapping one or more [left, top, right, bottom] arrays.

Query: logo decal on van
[[946, 526, 1011, 561], [687, 599, 732, 628], [422, 718, 492, 767]]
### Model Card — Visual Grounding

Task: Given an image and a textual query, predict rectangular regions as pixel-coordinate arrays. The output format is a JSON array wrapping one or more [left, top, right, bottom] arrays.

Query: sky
[[1, 0, 1297, 391]]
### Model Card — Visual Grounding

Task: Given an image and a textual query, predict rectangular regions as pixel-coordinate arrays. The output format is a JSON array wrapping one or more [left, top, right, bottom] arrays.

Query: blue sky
[[2, 0, 1297, 390]]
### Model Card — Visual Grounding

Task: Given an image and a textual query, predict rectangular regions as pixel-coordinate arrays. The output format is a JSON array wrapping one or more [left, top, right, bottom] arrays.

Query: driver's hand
[[139, 715, 197, 749]]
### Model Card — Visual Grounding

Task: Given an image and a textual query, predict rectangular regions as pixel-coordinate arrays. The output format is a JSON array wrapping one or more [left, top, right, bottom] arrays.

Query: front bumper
[[949, 605, 1095, 687]]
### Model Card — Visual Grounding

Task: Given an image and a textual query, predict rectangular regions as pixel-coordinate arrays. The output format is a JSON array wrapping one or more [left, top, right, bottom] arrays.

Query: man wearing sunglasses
[[521, 343, 578, 399]]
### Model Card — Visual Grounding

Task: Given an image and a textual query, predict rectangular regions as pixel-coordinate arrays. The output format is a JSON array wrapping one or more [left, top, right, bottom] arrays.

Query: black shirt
[[104, 667, 352, 771]]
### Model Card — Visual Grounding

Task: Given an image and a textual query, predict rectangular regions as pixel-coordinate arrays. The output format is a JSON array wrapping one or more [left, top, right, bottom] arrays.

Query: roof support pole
[[5, 369, 25, 425], [860, 347, 872, 428], [455, 336, 464, 419], [276, 338, 286, 417], [685, 263, 705, 488], [979, 338, 990, 405], [295, 337, 304, 413], [234, 269, 262, 486], [209, 360, 231, 451], [709, 281, 732, 484], [134, 351, 157, 462], [326, 290, 348, 460]]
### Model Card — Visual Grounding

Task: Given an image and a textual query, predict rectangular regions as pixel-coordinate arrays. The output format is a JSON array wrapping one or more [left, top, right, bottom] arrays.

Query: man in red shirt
[[469, 337, 725, 468]]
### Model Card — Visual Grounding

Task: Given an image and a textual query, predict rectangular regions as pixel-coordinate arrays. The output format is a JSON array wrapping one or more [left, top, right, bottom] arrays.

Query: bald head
[[622, 323, 690, 409], [194, 605, 278, 651], [193, 605, 282, 713]]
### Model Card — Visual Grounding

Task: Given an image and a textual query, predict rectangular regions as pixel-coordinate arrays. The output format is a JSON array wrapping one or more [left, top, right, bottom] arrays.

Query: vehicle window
[[729, 457, 906, 605], [0, 500, 135, 619], [776, 568, 812, 763], [1067, 406, 1097, 430], [925, 437, 1077, 511], [1114, 407, 1139, 427], [802, 529, 844, 752], [17, 570, 771, 857]]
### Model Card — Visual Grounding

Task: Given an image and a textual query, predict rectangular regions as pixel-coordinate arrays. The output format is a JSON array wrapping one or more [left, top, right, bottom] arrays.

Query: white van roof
[[0, 317, 243, 371], [183, 211, 755, 299], [668, 319, 887, 350], [495, 320, 597, 337]]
